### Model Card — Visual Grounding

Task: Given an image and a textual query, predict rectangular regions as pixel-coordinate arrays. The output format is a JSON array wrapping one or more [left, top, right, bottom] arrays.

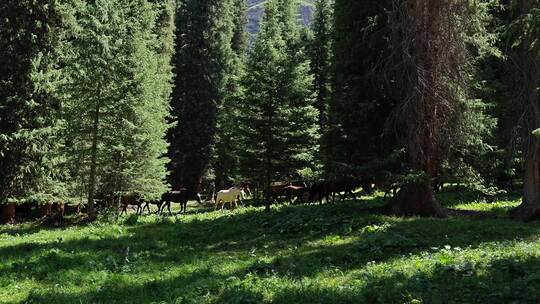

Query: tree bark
[[1, 203, 16, 224], [511, 0, 540, 220], [385, 0, 447, 217], [512, 141, 540, 220]]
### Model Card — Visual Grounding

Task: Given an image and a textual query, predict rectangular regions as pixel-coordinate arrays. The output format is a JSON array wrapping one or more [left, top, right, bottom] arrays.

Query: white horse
[[215, 187, 245, 211]]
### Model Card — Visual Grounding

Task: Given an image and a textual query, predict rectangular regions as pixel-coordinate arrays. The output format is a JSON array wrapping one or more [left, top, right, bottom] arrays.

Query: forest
[[1, 0, 540, 303]]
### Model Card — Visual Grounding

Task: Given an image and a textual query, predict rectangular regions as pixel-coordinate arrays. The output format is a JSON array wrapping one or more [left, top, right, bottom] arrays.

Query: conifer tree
[[214, 0, 248, 189], [169, 0, 236, 190], [62, 0, 173, 211], [385, 0, 473, 216], [328, 0, 395, 179], [310, 0, 332, 147], [0, 0, 75, 222], [239, 0, 319, 211]]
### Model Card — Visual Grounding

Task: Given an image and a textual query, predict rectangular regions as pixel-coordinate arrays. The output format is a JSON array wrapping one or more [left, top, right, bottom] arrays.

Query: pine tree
[[239, 0, 319, 211], [214, 0, 248, 189], [329, 0, 396, 179], [169, 0, 236, 191], [385, 0, 472, 216], [0, 0, 75, 222], [310, 0, 332, 155], [62, 0, 173, 211]]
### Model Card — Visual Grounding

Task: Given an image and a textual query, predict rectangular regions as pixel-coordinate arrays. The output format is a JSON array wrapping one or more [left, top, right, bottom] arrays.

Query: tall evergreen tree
[[385, 0, 472, 216], [310, 0, 332, 158], [169, 0, 236, 190], [62, 0, 173, 211], [329, 0, 396, 179], [214, 0, 248, 189], [0, 0, 75, 222], [239, 0, 319, 211]]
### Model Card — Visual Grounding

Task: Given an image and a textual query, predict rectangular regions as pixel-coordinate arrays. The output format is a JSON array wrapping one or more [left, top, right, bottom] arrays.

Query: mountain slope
[[247, 0, 315, 35]]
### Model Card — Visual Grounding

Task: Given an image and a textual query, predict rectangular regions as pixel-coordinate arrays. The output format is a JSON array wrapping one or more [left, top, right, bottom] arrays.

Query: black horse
[[160, 189, 202, 215]]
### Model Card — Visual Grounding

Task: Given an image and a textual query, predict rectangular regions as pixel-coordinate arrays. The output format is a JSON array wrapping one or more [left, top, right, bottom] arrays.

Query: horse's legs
[[158, 202, 164, 215], [143, 202, 150, 214], [166, 202, 172, 216], [349, 191, 357, 202]]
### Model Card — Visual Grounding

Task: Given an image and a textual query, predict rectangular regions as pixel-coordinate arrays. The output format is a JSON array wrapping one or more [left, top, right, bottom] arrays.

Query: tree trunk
[[1, 203, 16, 224], [511, 0, 540, 221], [385, 0, 447, 217], [513, 137, 540, 220], [87, 101, 100, 214]]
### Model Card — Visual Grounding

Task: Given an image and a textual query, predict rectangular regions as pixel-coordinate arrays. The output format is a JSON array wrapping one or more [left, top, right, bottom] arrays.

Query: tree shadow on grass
[[270, 255, 540, 304], [1, 201, 539, 303]]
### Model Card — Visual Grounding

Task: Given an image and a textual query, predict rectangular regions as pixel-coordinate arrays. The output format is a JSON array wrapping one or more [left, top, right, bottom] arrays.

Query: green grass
[[1, 192, 540, 303]]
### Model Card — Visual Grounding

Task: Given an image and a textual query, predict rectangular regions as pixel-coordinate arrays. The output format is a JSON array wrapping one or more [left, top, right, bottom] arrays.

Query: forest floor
[[1, 190, 540, 303]]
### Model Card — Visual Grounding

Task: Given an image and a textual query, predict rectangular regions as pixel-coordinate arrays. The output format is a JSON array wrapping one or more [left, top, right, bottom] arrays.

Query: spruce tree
[[62, 0, 173, 211], [310, 0, 332, 145], [329, 0, 396, 179], [239, 0, 319, 211], [385, 0, 474, 216], [0, 0, 75, 221], [169, 0, 236, 190], [214, 0, 248, 189]]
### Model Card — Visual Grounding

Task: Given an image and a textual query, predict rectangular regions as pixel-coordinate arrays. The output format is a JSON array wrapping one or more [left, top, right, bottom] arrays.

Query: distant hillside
[[247, 0, 314, 35]]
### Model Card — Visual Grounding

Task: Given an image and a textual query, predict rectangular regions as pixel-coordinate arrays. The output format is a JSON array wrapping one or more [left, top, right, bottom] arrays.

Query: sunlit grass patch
[[0, 194, 539, 303]]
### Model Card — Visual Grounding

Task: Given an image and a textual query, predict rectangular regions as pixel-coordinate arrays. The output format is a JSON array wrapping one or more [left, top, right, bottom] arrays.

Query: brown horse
[[284, 184, 309, 204], [328, 180, 360, 202], [266, 182, 290, 203], [160, 189, 202, 215], [120, 193, 144, 215]]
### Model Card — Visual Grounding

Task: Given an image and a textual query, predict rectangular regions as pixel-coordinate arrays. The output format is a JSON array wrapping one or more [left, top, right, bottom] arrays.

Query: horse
[[215, 187, 245, 211], [308, 181, 332, 204], [266, 182, 291, 203], [142, 199, 164, 214], [328, 180, 360, 203], [120, 192, 144, 215], [160, 189, 202, 215], [284, 184, 309, 204]]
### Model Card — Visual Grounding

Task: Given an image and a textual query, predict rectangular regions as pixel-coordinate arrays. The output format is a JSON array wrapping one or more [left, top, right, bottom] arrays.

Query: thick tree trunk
[[513, 139, 540, 220], [385, 0, 447, 217], [1, 203, 16, 224], [511, 0, 540, 221]]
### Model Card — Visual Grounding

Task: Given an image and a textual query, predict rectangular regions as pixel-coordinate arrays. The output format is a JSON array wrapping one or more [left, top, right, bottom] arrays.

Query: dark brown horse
[[328, 180, 360, 202], [142, 199, 164, 214], [266, 182, 290, 203], [120, 193, 144, 215], [308, 181, 332, 204], [284, 183, 309, 204], [160, 189, 202, 215]]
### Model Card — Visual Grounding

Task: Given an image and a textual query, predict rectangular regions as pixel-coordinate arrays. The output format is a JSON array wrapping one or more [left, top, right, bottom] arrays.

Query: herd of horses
[[10, 177, 396, 223], [114, 178, 377, 216]]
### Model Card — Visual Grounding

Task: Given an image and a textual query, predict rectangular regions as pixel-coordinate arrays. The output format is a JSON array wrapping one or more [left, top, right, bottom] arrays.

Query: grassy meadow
[[1, 191, 540, 304]]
